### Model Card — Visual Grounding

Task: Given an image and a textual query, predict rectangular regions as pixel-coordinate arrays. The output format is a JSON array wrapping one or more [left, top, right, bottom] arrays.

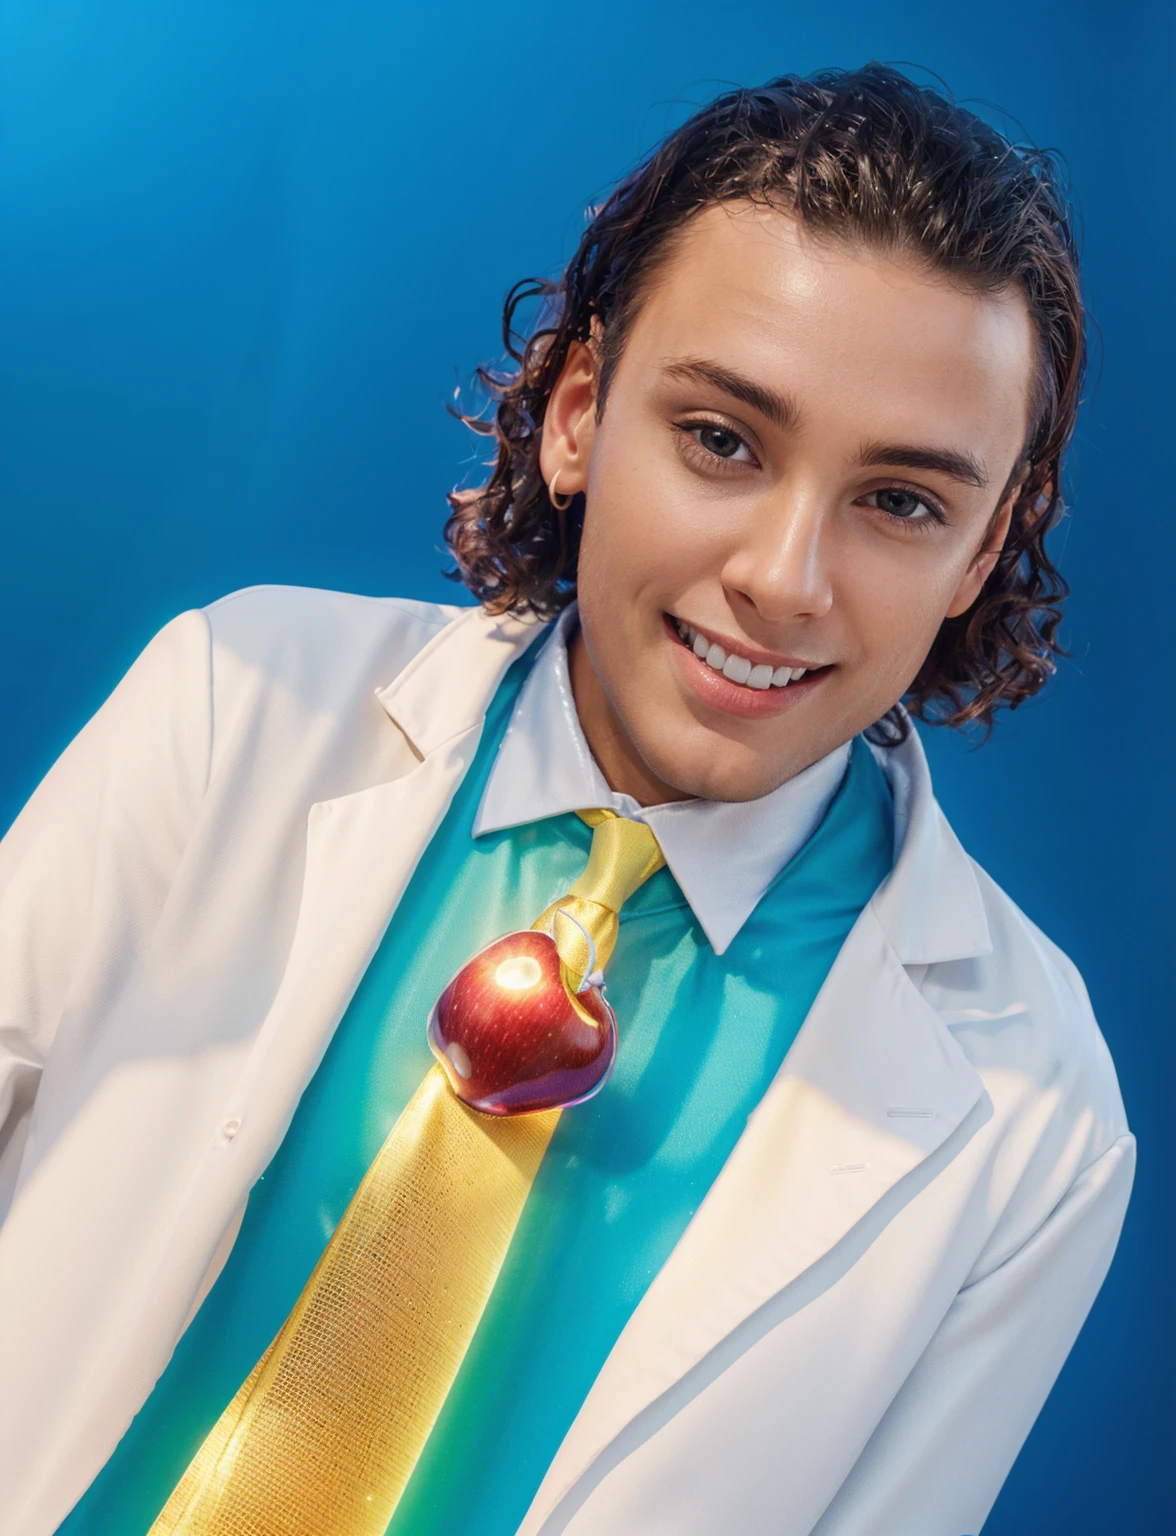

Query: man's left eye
[[867, 487, 937, 521]]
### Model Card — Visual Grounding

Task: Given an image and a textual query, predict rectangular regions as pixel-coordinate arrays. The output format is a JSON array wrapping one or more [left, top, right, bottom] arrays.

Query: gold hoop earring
[[549, 470, 573, 512]]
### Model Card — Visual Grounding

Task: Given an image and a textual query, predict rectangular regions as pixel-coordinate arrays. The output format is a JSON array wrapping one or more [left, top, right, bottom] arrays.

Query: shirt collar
[[473, 604, 851, 955]]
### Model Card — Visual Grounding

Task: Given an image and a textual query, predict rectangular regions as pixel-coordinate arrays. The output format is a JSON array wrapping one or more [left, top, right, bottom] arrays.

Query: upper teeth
[[675, 619, 808, 689]]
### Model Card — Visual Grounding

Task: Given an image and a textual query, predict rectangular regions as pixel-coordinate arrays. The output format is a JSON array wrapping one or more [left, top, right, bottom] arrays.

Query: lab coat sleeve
[[0, 609, 213, 1221], [811, 1131, 1136, 1536]]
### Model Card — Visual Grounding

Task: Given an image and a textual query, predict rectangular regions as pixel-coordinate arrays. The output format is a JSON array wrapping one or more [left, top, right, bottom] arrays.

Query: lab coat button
[[222, 1118, 241, 1141]]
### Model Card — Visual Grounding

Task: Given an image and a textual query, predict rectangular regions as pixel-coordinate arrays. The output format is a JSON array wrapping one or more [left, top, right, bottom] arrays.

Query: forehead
[[624, 201, 1036, 462]]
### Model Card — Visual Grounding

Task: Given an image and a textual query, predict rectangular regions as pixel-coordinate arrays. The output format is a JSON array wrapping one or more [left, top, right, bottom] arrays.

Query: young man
[[0, 65, 1132, 1536]]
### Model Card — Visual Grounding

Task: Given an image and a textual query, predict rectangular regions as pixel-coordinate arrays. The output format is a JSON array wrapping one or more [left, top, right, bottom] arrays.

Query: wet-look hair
[[444, 63, 1083, 736]]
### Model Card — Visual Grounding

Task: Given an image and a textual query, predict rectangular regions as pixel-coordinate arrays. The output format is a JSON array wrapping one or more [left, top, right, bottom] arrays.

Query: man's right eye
[[677, 419, 757, 466], [696, 424, 744, 458]]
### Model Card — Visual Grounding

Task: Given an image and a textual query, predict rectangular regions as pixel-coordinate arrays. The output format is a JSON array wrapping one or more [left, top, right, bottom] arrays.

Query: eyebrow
[[857, 439, 989, 489], [660, 356, 798, 433]]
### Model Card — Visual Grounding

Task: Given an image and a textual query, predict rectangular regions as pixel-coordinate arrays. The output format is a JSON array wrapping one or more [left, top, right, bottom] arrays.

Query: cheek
[[582, 447, 720, 601], [841, 538, 970, 663]]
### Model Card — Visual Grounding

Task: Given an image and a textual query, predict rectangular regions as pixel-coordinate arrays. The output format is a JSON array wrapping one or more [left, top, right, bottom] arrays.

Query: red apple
[[427, 929, 617, 1115]]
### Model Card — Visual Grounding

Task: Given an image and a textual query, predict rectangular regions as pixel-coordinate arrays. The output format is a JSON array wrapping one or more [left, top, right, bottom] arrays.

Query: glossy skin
[[428, 930, 617, 1115], [539, 203, 1037, 804]]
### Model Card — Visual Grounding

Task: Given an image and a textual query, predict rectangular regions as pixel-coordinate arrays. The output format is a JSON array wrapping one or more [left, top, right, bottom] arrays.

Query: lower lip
[[663, 615, 831, 720]]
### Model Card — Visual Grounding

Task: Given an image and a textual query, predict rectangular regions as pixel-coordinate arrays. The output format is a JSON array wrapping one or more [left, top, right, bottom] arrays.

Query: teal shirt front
[[61, 642, 894, 1536]]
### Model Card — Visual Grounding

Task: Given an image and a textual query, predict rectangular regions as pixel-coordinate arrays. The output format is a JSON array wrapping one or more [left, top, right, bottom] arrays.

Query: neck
[[568, 625, 692, 807]]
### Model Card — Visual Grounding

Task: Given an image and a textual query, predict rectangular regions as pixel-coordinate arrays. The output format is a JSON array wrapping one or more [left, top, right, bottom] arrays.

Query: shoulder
[[875, 722, 1133, 1266], [199, 584, 468, 734], [934, 859, 1126, 1139], [100, 586, 480, 812], [121, 585, 467, 720], [876, 725, 1129, 1163], [190, 584, 477, 791], [917, 845, 1132, 1270], [203, 584, 466, 696]]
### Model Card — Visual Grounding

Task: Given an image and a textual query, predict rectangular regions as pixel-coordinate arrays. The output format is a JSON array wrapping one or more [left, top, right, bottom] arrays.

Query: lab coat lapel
[[130, 608, 548, 1433], [186, 606, 546, 1209], [521, 732, 993, 1533], [202, 752, 474, 1178]]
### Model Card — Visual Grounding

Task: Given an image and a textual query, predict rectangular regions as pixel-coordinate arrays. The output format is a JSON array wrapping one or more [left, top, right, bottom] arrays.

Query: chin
[[638, 733, 795, 804], [685, 764, 791, 804]]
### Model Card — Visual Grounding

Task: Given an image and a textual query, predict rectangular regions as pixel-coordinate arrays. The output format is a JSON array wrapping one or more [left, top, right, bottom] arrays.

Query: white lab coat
[[0, 585, 1133, 1536]]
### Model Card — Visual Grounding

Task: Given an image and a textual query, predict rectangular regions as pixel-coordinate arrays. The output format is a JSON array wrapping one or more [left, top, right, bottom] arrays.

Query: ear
[[944, 482, 1021, 619], [538, 339, 600, 496]]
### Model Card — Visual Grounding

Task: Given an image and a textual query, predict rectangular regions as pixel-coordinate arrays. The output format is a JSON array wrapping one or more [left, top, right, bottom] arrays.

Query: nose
[[721, 484, 835, 625]]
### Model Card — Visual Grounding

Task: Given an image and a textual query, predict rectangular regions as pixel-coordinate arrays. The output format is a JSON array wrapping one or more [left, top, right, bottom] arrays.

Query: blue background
[[0, 2, 1170, 1529]]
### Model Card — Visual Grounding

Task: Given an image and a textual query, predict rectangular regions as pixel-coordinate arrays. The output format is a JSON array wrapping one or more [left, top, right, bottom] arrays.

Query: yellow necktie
[[150, 809, 664, 1536]]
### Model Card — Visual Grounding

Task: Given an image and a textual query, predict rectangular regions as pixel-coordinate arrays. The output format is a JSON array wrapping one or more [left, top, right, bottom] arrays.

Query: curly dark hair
[[444, 63, 1083, 736]]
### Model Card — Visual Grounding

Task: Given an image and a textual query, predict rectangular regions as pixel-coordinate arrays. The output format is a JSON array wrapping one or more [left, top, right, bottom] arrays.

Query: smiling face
[[539, 202, 1037, 804]]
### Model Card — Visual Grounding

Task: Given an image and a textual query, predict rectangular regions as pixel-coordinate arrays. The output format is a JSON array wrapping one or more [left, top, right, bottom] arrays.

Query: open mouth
[[668, 615, 831, 692]]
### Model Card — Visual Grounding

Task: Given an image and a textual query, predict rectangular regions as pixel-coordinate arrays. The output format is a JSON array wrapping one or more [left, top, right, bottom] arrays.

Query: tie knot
[[571, 809, 665, 911], [531, 810, 664, 987]]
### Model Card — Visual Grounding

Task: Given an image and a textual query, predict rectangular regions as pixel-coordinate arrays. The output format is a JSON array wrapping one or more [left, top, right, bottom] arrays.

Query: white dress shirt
[[473, 603, 852, 956]]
